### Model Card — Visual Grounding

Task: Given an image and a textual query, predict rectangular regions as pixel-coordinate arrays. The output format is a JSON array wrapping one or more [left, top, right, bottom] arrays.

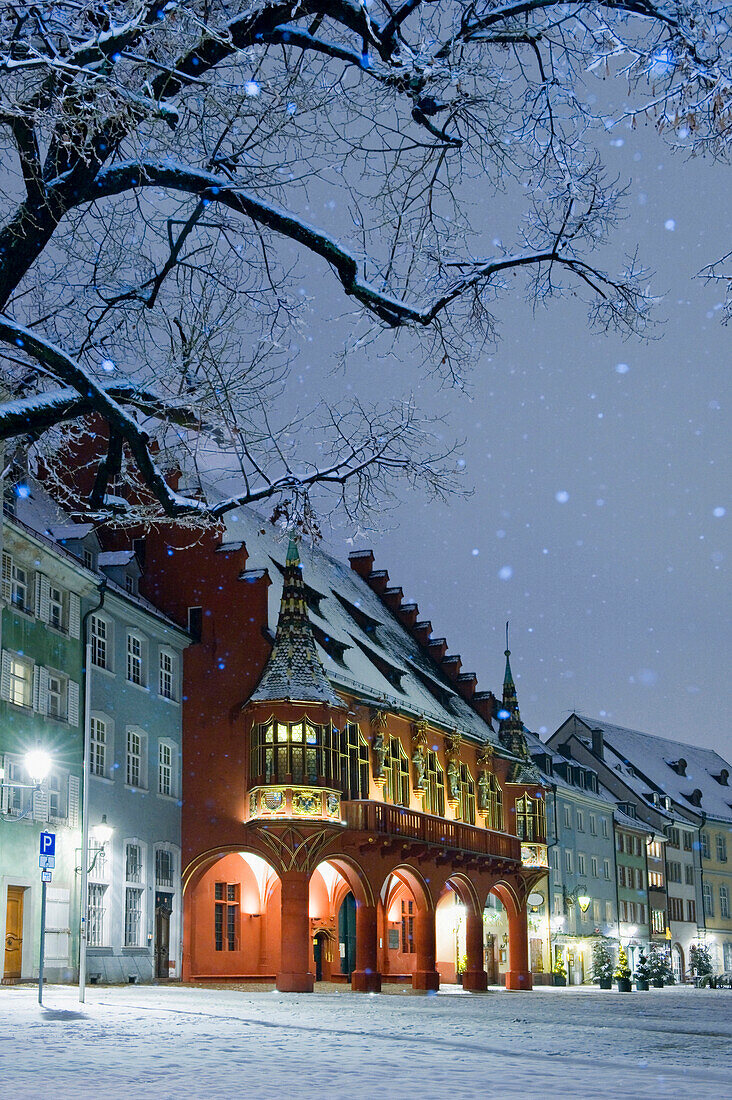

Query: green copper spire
[[286, 537, 300, 565]]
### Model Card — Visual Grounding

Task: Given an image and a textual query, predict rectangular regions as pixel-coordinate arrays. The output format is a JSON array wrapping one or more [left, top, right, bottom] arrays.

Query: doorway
[[3, 886, 25, 981], [338, 892, 356, 978], [313, 931, 328, 981], [155, 893, 172, 980]]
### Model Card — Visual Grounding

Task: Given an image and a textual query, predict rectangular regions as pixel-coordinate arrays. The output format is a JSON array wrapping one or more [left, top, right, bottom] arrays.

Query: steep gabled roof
[[572, 714, 732, 824], [222, 507, 505, 746]]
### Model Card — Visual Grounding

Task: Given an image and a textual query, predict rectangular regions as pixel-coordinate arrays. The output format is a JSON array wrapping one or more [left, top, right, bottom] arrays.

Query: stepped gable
[[249, 538, 344, 708], [347, 547, 493, 726]]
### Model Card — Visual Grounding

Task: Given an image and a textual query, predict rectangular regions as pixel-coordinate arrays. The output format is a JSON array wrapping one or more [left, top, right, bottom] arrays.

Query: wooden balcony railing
[[342, 801, 521, 862]]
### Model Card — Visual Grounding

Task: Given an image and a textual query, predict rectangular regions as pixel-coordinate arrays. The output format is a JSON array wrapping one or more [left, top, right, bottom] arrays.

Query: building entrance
[[3, 886, 25, 981], [338, 893, 356, 978], [155, 893, 172, 979], [313, 931, 328, 981]]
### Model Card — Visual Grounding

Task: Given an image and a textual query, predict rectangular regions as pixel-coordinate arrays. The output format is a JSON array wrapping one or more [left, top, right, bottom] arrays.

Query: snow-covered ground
[[4, 983, 731, 1098]]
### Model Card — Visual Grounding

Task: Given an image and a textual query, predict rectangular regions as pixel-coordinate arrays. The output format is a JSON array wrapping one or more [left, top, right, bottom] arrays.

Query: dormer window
[[713, 769, 729, 787], [125, 574, 138, 596], [667, 758, 687, 777]]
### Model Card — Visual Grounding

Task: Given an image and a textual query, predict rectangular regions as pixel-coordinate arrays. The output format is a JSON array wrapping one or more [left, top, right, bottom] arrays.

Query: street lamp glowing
[[92, 814, 113, 845], [25, 748, 52, 786], [577, 894, 591, 914]]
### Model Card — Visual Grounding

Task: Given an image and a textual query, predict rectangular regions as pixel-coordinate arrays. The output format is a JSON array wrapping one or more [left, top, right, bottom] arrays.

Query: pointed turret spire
[[249, 538, 344, 707], [498, 623, 536, 776]]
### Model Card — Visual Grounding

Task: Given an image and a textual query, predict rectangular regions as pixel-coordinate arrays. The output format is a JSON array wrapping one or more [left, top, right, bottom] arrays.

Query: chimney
[[348, 549, 375, 578], [591, 726, 604, 760], [473, 690, 498, 725], [413, 620, 433, 646]]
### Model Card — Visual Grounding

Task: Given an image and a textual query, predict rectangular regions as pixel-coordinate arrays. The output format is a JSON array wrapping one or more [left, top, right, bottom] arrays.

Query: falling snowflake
[[244, 81, 261, 97], [555, 491, 569, 504], [664, 219, 676, 231], [498, 565, 513, 581], [713, 507, 726, 517], [615, 363, 629, 375]]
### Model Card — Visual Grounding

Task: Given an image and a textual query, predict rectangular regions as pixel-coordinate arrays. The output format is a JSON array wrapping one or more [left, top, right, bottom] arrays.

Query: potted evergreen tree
[[591, 940, 613, 989], [648, 946, 671, 987], [690, 944, 714, 987], [613, 944, 633, 992], [634, 949, 651, 990], [552, 954, 567, 986]]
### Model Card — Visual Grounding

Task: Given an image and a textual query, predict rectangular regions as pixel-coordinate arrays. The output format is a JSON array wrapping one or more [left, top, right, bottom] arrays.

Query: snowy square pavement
[[2, 983, 731, 1099]]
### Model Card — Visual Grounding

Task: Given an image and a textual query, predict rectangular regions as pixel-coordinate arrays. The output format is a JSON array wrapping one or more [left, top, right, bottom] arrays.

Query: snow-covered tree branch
[[0, 0, 729, 524]]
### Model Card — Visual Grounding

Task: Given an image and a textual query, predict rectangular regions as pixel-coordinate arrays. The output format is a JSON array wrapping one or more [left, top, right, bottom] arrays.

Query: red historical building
[[118, 505, 548, 993]]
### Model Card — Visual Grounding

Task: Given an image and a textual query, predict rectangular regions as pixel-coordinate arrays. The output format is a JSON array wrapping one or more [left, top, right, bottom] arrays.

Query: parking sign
[[39, 831, 55, 857]]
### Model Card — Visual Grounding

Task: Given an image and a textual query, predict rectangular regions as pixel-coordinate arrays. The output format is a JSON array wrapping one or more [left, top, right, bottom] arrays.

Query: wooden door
[[338, 893, 356, 978], [155, 896, 171, 979], [3, 887, 25, 980]]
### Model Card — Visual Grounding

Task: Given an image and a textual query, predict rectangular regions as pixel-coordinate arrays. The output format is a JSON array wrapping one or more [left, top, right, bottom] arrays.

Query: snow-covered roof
[[221, 508, 504, 747], [47, 523, 95, 541], [574, 715, 732, 824], [98, 550, 137, 567]]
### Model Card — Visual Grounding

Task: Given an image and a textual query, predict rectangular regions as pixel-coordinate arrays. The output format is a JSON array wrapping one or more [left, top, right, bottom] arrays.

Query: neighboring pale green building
[[0, 501, 97, 983]]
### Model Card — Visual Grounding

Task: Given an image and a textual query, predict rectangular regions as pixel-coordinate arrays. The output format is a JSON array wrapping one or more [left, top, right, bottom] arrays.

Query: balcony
[[342, 800, 521, 863]]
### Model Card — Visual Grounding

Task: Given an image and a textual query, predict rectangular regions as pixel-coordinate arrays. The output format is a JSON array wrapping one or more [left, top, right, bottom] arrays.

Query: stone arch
[[183, 842, 280, 896], [182, 847, 282, 982], [380, 863, 435, 912], [445, 872, 482, 916], [317, 853, 376, 907], [487, 879, 532, 990]]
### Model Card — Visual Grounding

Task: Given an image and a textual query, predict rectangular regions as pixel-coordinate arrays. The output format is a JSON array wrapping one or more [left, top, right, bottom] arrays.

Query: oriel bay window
[[515, 793, 546, 841], [250, 719, 337, 786]]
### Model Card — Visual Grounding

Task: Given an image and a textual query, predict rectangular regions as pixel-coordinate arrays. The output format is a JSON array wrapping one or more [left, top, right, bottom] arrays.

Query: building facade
[[108, 513, 549, 993], [50, 524, 189, 984], [0, 507, 94, 983]]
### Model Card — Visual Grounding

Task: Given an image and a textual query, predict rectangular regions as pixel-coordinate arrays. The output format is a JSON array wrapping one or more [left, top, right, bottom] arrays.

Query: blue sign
[[39, 831, 56, 857], [39, 855, 55, 870]]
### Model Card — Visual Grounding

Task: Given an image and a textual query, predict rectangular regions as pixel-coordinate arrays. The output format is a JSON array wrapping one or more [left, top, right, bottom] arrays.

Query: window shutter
[[1, 552, 11, 602], [67, 774, 80, 828], [35, 573, 50, 622], [67, 679, 80, 726], [33, 785, 49, 822], [68, 593, 81, 639], [0, 755, 8, 813], [33, 666, 49, 715], [0, 651, 11, 701]]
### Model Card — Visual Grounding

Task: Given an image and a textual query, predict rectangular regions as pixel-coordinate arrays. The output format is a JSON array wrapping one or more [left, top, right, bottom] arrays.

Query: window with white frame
[[47, 771, 64, 820], [124, 887, 143, 947], [87, 883, 108, 948], [158, 741, 174, 798], [126, 633, 145, 686], [591, 856, 598, 878], [721, 885, 730, 919], [564, 849, 572, 873], [48, 584, 65, 631], [605, 900, 613, 923], [601, 818, 609, 838], [155, 848, 175, 889], [703, 881, 714, 918], [90, 717, 108, 777], [124, 841, 145, 946], [563, 805, 571, 829], [551, 846, 559, 870], [589, 814, 597, 835], [91, 615, 110, 670], [717, 834, 728, 863], [126, 729, 147, 789], [592, 899, 601, 924], [11, 563, 30, 611], [576, 810, 585, 832], [5, 759, 28, 814], [603, 859, 611, 880], [577, 852, 586, 876], [47, 673, 67, 720], [7, 653, 33, 707], [159, 649, 176, 701]]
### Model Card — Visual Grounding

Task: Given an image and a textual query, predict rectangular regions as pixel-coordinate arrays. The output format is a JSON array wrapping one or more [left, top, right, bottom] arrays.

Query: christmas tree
[[634, 949, 651, 982], [613, 944, 632, 981], [648, 946, 673, 984], [591, 940, 613, 983], [689, 944, 713, 977]]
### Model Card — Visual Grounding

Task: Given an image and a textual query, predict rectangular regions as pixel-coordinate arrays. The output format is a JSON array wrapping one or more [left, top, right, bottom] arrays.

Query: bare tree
[[0, 0, 729, 524]]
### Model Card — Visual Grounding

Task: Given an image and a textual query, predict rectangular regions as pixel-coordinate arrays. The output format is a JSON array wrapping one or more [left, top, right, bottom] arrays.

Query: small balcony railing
[[342, 800, 521, 862]]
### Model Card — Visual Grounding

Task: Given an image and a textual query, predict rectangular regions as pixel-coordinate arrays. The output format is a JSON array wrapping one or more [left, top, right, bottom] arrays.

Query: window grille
[[156, 849, 174, 888], [87, 883, 107, 948], [124, 887, 143, 946]]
